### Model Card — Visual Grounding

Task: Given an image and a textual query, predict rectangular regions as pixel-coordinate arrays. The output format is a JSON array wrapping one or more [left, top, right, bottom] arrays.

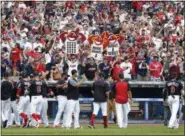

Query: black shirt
[[67, 78, 79, 100], [163, 80, 183, 101], [56, 79, 67, 96], [11, 82, 17, 101], [1, 79, 13, 100], [85, 63, 97, 80], [17, 80, 30, 96], [92, 79, 110, 102], [29, 80, 47, 96]]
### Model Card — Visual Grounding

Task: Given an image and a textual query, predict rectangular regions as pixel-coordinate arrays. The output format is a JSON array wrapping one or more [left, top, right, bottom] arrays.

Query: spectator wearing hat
[[99, 57, 111, 80]]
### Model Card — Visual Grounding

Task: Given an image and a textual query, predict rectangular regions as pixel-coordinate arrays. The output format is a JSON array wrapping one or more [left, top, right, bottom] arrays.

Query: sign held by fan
[[106, 43, 119, 56], [65, 39, 79, 54], [90, 44, 103, 60]]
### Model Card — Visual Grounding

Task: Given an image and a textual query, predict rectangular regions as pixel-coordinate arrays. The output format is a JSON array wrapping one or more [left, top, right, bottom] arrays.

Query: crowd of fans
[[1, 1, 185, 81]]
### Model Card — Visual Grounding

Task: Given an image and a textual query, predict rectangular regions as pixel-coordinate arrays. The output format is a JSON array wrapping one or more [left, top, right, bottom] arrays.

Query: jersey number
[[36, 86, 41, 94], [170, 86, 176, 94]]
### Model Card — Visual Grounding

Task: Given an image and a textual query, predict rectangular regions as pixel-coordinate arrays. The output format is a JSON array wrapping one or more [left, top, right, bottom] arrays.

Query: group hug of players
[[1, 70, 184, 129]]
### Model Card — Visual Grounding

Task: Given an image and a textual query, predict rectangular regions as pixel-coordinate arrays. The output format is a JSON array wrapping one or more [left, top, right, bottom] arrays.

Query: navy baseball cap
[[119, 72, 124, 79]]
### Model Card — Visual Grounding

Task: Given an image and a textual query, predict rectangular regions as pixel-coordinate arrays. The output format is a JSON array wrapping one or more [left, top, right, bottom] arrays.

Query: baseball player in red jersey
[[113, 73, 133, 128], [29, 73, 47, 128], [89, 73, 110, 129], [16, 74, 31, 128]]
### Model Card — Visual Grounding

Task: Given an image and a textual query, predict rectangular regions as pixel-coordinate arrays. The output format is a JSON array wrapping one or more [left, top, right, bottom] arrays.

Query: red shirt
[[149, 61, 163, 78], [35, 63, 46, 72], [113, 65, 124, 81], [11, 48, 21, 62], [130, 59, 136, 75], [115, 81, 130, 104]]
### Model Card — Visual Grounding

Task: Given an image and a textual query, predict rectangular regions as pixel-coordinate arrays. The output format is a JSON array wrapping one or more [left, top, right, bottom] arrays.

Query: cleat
[[74, 126, 83, 129], [35, 122, 40, 128], [113, 118, 117, 124], [88, 124, 95, 129], [21, 118, 28, 128], [53, 125, 59, 128], [3, 120, 8, 128], [45, 125, 50, 128], [104, 126, 108, 129]]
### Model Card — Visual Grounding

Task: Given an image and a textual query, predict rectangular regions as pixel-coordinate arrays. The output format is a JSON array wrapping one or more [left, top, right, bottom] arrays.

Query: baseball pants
[[53, 95, 67, 127], [1, 98, 11, 122], [93, 102, 107, 116], [31, 96, 43, 122], [65, 99, 80, 128], [41, 98, 49, 127], [115, 102, 131, 128], [18, 96, 31, 115], [167, 95, 180, 128], [107, 99, 117, 121], [7, 101, 21, 126]]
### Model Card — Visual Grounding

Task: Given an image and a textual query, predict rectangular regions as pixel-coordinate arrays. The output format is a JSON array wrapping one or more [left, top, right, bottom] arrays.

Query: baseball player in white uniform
[[163, 74, 183, 129], [65, 70, 86, 129], [29, 73, 47, 128], [89, 73, 110, 129], [16, 74, 31, 128], [113, 73, 133, 128], [53, 73, 68, 128], [7, 77, 21, 127], [1, 72, 12, 128]]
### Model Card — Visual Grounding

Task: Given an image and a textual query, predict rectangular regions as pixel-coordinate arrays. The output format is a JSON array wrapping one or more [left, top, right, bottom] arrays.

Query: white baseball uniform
[[164, 80, 183, 129], [7, 101, 21, 126], [53, 95, 67, 127]]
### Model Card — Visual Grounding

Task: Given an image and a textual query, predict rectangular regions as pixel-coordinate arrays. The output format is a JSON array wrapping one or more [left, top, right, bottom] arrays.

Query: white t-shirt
[[24, 41, 32, 51], [45, 53, 51, 64], [67, 60, 78, 76], [152, 37, 162, 50], [120, 62, 132, 79]]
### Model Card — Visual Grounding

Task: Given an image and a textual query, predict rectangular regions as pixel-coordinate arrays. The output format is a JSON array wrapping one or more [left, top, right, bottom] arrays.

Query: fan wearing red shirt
[[113, 73, 132, 128], [112, 61, 124, 81], [11, 43, 22, 75], [149, 56, 163, 81]]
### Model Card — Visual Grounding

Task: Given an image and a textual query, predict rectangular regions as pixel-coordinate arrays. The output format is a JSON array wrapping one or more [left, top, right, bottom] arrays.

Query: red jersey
[[11, 48, 21, 62], [115, 81, 130, 104], [149, 61, 163, 78]]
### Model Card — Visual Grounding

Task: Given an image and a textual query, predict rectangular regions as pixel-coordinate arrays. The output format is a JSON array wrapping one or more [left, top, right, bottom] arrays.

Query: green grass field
[[2, 124, 184, 135]]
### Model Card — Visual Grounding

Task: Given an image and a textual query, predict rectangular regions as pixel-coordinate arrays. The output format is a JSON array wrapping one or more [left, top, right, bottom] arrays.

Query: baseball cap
[[119, 72, 124, 79], [71, 69, 77, 76]]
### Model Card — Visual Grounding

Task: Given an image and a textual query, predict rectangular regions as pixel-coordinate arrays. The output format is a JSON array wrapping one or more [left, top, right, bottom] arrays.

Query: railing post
[[145, 101, 149, 120]]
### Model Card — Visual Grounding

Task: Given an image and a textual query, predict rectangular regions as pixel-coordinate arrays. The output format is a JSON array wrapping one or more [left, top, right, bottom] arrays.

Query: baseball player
[[1, 72, 12, 128], [113, 73, 133, 128], [65, 70, 86, 129], [162, 88, 170, 126], [16, 74, 31, 128], [163, 73, 183, 129], [53, 73, 68, 128], [7, 76, 21, 127], [29, 73, 47, 128], [40, 73, 53, 128], [89, 73, 110, 129]]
